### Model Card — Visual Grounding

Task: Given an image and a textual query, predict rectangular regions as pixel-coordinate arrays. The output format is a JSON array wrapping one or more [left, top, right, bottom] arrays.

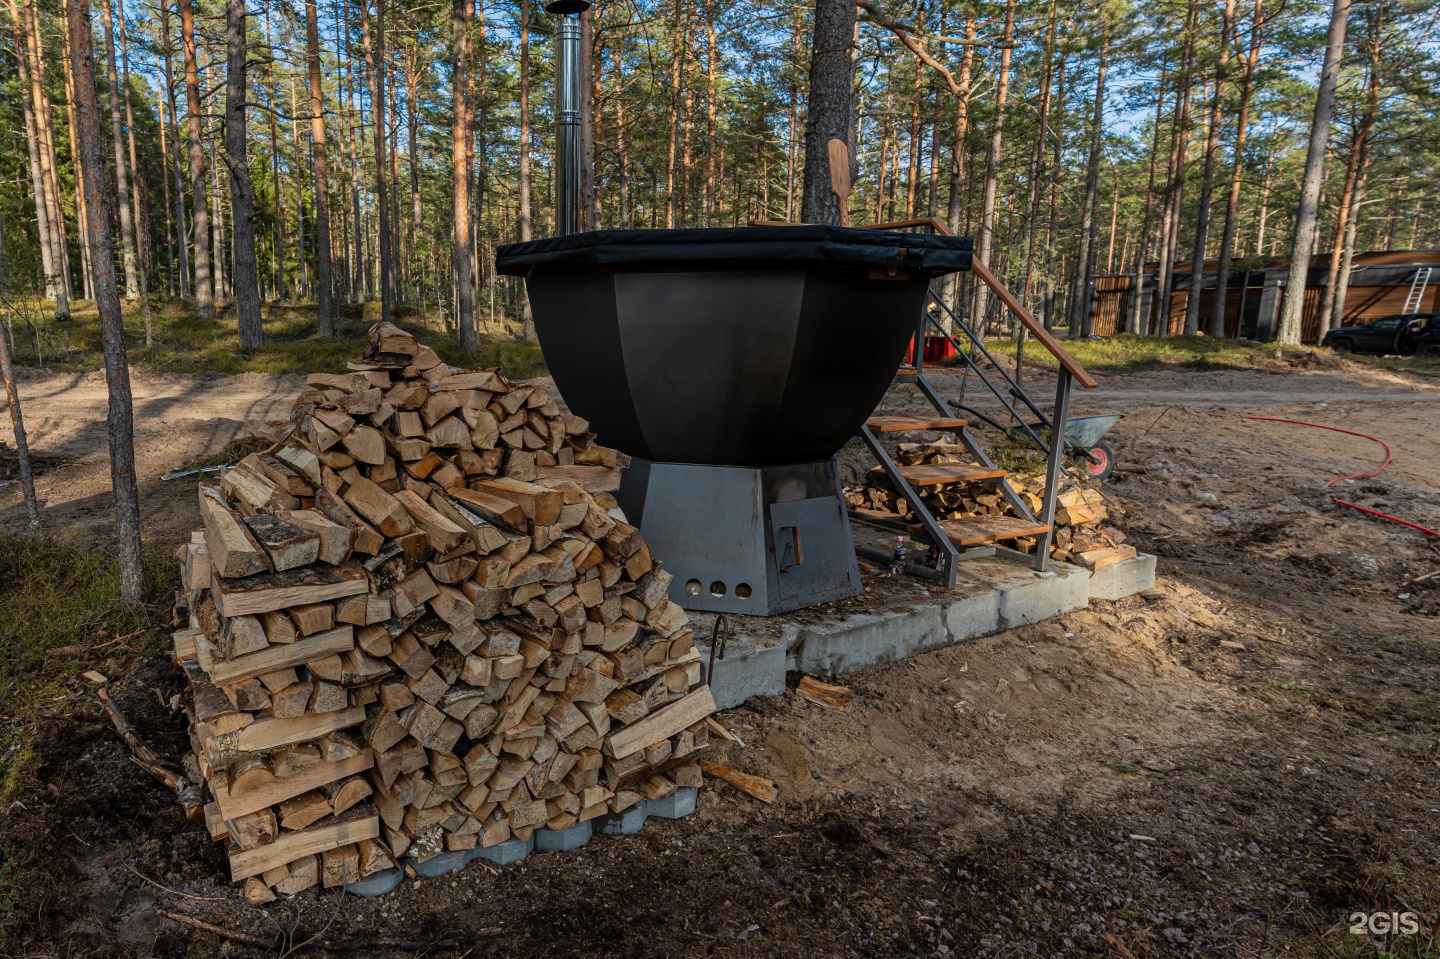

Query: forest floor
[[1, 334, 1439, 957]]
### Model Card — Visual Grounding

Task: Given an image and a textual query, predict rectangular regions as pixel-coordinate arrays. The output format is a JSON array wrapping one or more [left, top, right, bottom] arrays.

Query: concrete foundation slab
[[535, 821, 594, 852], [1088, 553, 1157, 600], [646, 787, 698, 819], [597, 803, 649, 836], [344, 867, 405, 898], [688, 553, 1154, 695], [410, 849, 470, 878], [473, 834, 535, 866]]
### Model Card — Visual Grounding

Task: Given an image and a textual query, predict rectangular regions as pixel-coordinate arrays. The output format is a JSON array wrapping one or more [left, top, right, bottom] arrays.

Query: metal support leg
[[1033, 368, 1072, 572], [856, 425, 959, 588]]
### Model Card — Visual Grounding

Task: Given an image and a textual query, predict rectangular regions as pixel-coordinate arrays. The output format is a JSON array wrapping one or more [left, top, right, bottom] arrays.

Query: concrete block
[[408, 849, 470, 878], [597, 803, 649, 836], [645, 787, 698, 820], [699, 640, 787, 710], [1088, 553, 1157, 601], [344, 867, 405, 898], [788, 604, 947, 677], [535, 820, 593, 852], [997, 562, 1089, 628], [942, 581, 1002, 641], [472, 834, 534, 866]]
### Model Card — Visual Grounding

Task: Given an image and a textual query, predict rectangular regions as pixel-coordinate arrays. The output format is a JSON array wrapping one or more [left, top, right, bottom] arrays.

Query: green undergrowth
[[0, 536, 175, 804], [981, 332, 1440, 376], [5, 296, 549, 379]]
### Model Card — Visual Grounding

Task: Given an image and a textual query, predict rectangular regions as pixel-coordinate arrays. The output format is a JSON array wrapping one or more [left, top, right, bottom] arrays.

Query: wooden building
[[1088, 250, 1440, 343]]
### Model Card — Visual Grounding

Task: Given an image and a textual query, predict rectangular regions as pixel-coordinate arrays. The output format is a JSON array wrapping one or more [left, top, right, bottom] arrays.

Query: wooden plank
[[908, 516, 1052, 548], [533, 465, 622, 493], [864, 415, 968, 433], [875, 463, 1008, 487], [216, 750, 374, 821], [206, 626, 355, 686], [212, 561, 369, 618], [605, 685, 715, 759], [229, 706, 367, 754], [228, 815, 380, 881]]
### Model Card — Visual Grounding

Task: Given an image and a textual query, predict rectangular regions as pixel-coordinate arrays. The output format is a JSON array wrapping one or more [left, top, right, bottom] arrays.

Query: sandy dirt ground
[[2, 357, 1438, 957]]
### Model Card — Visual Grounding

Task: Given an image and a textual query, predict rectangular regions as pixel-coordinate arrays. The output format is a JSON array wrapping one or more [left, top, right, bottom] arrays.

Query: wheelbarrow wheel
[[1076, 440, 1115, 481]]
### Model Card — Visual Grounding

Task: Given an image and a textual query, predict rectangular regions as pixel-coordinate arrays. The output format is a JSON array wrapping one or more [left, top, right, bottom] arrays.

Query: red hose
[[1204, 412, 1437, 536]]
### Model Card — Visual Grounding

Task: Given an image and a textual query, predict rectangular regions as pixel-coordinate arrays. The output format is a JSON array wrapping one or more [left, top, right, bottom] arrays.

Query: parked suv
[[1323, 313, 1440, 355]]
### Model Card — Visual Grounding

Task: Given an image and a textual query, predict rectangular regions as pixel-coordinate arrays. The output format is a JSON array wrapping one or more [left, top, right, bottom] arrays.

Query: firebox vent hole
[[709, 581, 727, 597], [685, 580, 701, 596], [735, 583, 753, 599]]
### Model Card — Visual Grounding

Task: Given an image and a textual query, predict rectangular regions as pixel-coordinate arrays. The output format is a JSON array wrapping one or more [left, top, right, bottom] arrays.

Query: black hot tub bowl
[[495, 225, 973, 467]]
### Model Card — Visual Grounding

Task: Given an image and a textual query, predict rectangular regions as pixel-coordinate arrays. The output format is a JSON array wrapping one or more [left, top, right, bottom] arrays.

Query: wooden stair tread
[[909, 516, 1052, 547], [872, 463, 1007, 487], [866, 416, 968, 433]]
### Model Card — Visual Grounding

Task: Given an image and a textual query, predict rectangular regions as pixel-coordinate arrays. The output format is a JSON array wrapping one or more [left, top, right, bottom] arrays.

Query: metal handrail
[[855, 216, 1098, 391]]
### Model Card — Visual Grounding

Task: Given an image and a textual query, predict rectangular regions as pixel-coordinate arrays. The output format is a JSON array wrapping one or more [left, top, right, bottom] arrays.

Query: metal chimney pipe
[[547, 0, 590, 235]]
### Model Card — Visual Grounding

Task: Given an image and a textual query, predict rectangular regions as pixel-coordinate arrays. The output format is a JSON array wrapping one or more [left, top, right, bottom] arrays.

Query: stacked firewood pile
[[844, 443, 1135, 569], [172, 323, 714, 903]]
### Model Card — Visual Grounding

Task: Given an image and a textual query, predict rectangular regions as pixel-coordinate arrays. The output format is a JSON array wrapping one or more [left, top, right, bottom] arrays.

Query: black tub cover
[[495, 225, 973, 276]]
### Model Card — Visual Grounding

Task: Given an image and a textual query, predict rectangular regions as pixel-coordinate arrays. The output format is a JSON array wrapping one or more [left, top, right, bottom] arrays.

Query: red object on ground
[[902, 335, 958, 366], [923, 335, 957, 364], [1205, 413, 1437, 535]]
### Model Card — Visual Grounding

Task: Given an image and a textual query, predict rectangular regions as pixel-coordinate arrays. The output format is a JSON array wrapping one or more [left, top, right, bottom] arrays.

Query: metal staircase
[[843, 220, 1099, 589], [1402, 267, 1432, 314]]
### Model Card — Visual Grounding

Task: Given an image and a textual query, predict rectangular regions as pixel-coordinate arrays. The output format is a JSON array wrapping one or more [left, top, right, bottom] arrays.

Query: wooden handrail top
[[750, 218, 1097, 389]]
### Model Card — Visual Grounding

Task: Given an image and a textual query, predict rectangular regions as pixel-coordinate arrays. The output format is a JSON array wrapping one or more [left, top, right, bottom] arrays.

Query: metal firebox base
[[617, 459, 862, 616]]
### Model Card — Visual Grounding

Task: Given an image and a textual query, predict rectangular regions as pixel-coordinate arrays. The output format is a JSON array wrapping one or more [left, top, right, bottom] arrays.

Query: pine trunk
[[1184, 0, 1235, 335], [1277, 0, 1350, 344], [451, 0, 476, 349], [360, 0, 392, 323], [972, 0, 1016, 333], [181, 0, 214, 317], [1210, 0, 1264, 336], [66, 0, 146, 602], [226, 0, 263, 349], [799, 0, 856, 225], [1067, 21, 1109, 339], [306, 0, 334, 335], [101, 0, 140, 299]]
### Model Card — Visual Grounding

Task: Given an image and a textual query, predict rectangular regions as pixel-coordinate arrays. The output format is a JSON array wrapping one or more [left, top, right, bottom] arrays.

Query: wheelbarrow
[[1062, 413, 1123, 480]]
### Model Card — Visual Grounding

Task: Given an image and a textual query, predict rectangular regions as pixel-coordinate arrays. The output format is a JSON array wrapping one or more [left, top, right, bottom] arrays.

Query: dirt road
[[3, 361, 1437, 541], [3, 358, 1439, 957]]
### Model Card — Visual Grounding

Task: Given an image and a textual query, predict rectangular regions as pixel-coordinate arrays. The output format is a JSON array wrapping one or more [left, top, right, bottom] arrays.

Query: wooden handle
[[827, 139, 852, 227]]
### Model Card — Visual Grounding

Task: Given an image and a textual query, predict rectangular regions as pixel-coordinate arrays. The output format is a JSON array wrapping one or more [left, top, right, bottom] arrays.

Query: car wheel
[[1330, 339, 1353, 353], [1419, 343, 1440, 358]]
